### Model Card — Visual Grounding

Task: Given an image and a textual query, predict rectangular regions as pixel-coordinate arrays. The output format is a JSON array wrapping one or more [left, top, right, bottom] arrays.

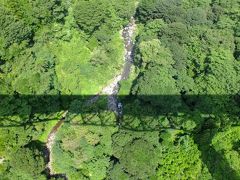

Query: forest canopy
[[0, 0, 240, 179]]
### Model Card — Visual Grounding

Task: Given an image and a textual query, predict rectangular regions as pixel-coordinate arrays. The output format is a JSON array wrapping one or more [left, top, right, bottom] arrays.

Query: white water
[[86, 17, 136, 114], [104, 17, 136, 115]]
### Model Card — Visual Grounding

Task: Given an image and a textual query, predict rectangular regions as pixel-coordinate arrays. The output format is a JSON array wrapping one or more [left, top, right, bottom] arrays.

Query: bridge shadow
[[0, 94, 239, 114], [0, 94, 239, 131], [0, 94, 239, 127], [0, 94, 240, 179]]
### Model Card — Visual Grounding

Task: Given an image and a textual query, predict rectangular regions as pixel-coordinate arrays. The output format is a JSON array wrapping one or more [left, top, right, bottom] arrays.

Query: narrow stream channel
[[107, 17, 136, 119], [45, 17, 136, 179], [121, 17, 136, 80]]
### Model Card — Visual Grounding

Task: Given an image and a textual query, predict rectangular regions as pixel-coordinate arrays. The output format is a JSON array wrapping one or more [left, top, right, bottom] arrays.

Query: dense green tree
[[136, 0, 185, 23], [137, 39, 174, 67], [182, 0, 211, 9], [234, 24, 240, 60], [160, 22, 190, 45], [195, 49, 239, 95], [4, 0, 66, 26], [210, 127, 240, 179], [90, 47, 109, 67], [0, 7, 32, 48], [197, 127, 240, 180], [9, 47, 58, 95], [53, 124, 117, 179], [118, 139, 159, 178], [1, 0, 240, 179], [107, 163, 129, 180], [132, 64, 181, 109], [111, 131, 160, 179], [157, 133, 211, 179], [5, 147, 45, 179], [185, 7, 209, 26], [235, 38, 240, 61], [73, 0, 110, 34], [112, 0, 136, 19], [138, 19, 166, 41]]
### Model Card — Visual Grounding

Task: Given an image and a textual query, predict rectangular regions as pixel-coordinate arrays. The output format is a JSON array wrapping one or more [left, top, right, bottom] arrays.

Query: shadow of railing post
[[0, 94, 239, 128]]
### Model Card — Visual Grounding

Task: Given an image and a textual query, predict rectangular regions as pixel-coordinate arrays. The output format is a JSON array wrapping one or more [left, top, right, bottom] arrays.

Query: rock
[[0, 157, 4, 164]]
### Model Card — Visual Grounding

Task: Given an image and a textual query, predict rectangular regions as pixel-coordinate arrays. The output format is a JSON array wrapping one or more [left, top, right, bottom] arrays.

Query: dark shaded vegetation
[[0, 94, 239, 121]]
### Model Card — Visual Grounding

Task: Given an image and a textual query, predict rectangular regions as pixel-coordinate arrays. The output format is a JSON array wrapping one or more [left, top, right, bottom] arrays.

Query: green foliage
[[121, 0, 240, 178], [112, 0, 136, 19], [137, 39, 174, 66], [182, 0, 211, 9], [195, 49, 239, 95], [185, 7, 209, 25], [197, 127, 240, 180], [73, 0, 110, 34], [53, 123, 117, 179], [52, 31, 123, 95], [0, 0, 130, 178], [118, 69, 138, 96], [0, 6, 32, 48], [157, 133, 211, 179], [107, 163, 129, 180], [90, 47, 109, 67], [160, 22, 190, 45], [5, 146, 45, 179], [137, 19, 166, 41], [1, 0, 240, 179], [117, 139, 159, 178], [0, 0, 66, 50], [136, 0, 185, 23], [132, 38, 181, 108], [111, 130, 160, 179], [132, 64, 180, 108], [4, 0, 66, 25], [7, 47, 58, 95]]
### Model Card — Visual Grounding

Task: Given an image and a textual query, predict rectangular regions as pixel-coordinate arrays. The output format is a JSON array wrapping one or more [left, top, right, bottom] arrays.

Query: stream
[[45, 17, 136, 179], [104, 17, 136, 117]]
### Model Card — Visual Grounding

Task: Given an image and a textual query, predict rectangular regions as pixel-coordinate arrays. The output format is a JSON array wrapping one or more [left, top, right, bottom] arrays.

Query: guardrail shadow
[[0, 94, 240, 179], [0, 94, 239, 128]]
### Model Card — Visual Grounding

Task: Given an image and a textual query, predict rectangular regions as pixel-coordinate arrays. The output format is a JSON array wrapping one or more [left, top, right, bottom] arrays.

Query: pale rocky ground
[[46, 133, 56, 174], [46, 111, 68, 175], [0, 158, 4, 164]]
